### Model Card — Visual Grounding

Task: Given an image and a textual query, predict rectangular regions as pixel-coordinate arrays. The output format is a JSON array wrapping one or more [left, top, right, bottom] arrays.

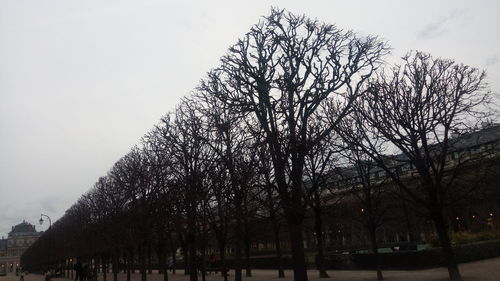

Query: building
[[251, 124, 500, 252], [0, 221, 42, 274], [321, 123, 500, 246]]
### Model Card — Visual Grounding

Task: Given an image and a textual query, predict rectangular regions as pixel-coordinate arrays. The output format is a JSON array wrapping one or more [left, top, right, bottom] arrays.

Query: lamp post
[[39, 214, 52, 274]]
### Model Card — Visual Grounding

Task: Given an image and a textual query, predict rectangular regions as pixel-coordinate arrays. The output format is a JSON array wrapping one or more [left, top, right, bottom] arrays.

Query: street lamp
[[39, 214, 51, 227], [39, 214, 52, 274]]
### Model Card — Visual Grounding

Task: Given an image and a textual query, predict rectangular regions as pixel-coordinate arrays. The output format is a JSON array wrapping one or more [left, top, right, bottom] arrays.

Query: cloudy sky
[[1, 0, 499, 237]]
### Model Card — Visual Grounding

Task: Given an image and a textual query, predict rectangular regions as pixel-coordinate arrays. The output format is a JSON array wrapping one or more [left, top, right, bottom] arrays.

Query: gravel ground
[[2, 257, 499, 281]]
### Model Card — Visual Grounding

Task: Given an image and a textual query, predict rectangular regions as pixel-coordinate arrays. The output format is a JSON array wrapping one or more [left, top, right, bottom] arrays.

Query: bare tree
[[254, 142, 287, 278], [207, 8, 388, 280], [193, 90, 253, 281], [152, 100, 216, 281], [339, 51, 492, 281], [141, 135, 177, 281], [110, 148, 155, 281], [303, 122, 339, 278], [337, 140, 393, 280], [204, 163, 231, 281]]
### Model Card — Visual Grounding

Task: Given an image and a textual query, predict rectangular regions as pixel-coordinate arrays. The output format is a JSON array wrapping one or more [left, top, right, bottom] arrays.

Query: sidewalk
[[3, 257, 499, 281]]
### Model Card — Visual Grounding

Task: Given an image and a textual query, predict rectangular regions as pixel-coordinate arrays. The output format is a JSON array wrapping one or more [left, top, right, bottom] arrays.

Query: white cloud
[[418, 9, 465, 39]]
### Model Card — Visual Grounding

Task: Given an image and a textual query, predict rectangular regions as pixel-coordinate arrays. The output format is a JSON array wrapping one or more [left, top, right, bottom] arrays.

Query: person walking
[[19, 268, 24, 281], [73, 259, 82, 281], [208, 253, 217, 268]]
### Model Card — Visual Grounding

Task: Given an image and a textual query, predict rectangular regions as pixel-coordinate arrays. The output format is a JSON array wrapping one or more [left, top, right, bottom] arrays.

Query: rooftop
[[8, 220, 38, 237]]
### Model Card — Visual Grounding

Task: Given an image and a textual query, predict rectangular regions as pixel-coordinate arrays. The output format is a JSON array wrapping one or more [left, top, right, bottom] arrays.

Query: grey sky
[[1, 0, 499, 237]]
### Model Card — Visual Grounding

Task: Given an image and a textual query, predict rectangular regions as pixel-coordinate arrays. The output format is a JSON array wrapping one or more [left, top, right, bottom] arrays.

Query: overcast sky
[[1, 0, 499, 237]]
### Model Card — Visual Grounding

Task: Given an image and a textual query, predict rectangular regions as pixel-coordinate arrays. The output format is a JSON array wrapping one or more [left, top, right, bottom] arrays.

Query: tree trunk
[[147, 243, 153, 274], [183, 247, 189, 276], [162, 253, 169, 281], [158, 242, 165, 275], [234, 219, 243, 281], [233, 195, 244, 281], [171, 251, 177, 275], [432, 211, 462, 281], [244, 217, 252, 277], [112, 252, 119, 281], [126, 251, 131, 281], [313, 206, 329, 278], [159, 240, 169, 281], [200, 252, 206, 281], [130, 248, 136, 274], [268, 189, 285, 278], [187, 210, 198, 281], [368, 226, 383, 280], [168, 232, 176, 275], [287, 215, 308, 281], [218, 244, 228, 281], [274, 229, 285, 278], [199, 227, 207, 281], [177, 233, 189, 276], [284, 150, 308, 281], [102, 256, 107, 281], [138, 245, 147, 281], [244, 241, 251, 277], [122, 254, 126, 273]]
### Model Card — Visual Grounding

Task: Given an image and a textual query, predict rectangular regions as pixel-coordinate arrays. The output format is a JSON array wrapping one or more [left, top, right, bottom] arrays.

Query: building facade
[[250, 124, 500, 252], [0, 221, 41, 274]]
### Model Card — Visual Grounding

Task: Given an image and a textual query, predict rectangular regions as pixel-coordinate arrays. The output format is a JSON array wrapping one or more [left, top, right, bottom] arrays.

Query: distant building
[[252, 124, 500, 251], [321, 123, 500, 246], [0, 221, 41, 274]]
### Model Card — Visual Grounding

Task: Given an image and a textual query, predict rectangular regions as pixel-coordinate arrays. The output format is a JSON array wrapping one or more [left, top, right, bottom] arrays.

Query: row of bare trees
[[22, 8, 493, 281]]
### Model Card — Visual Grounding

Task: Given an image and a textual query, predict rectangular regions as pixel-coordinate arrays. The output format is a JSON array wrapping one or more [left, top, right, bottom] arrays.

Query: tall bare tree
[[337, 140, 393, 280], [303, 122, 339, 278], [339, 51, 492, 281], [207, 8, 388, 280], [193, 91, 252, 281], [254, 142, 287, 278], [152, 100, 215, 281]]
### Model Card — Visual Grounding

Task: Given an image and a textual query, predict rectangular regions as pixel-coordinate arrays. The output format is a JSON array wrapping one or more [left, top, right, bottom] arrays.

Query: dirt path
[[2, 257, 499, 281]]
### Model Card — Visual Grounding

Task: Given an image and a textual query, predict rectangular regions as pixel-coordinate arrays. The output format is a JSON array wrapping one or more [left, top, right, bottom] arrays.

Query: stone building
[[0, 221, 41, 274], [250, 124, 500, 252]]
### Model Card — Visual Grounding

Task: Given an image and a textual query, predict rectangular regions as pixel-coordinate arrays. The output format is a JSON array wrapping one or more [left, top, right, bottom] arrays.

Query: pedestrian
[[167, 256, 173, 272], [74, 259, 82, 281], [81, 263, 88, 281], [209, 253, 217, 268], [19, 268, 24, 281]]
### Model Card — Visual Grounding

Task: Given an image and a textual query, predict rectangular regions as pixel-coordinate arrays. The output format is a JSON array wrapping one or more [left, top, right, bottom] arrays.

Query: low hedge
[[170, 240, 500, 270], [429, 229, 500, 247], [453, 239, 500, 263], [323, 239, 500, 270]]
